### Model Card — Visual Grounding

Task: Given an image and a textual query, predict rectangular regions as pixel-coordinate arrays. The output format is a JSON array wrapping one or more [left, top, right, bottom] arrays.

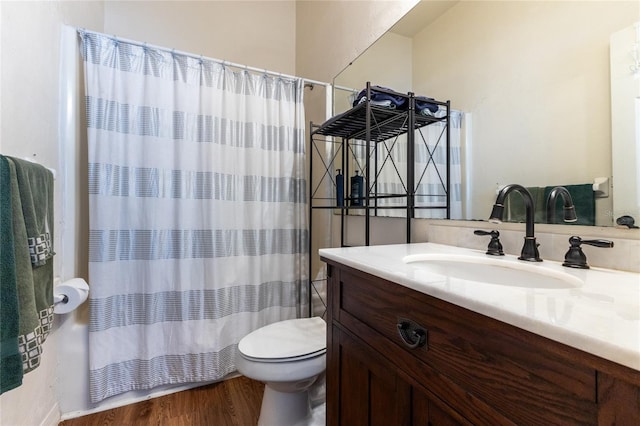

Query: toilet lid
[[238, 317, 326, 361]]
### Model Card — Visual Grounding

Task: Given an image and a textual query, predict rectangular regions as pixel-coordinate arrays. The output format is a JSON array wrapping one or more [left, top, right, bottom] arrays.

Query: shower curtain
[[80, 30, 307, 403]]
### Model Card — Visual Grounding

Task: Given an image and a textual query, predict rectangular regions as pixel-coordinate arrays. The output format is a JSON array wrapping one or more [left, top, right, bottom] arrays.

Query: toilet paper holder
[[53, 293, 69, 305], [53, 278, 90, 314]]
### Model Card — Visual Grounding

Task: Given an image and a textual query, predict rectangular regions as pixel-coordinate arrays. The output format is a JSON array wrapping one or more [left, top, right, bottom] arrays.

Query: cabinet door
[[331, 325, 411, 425], [330, 325, 470, 426]]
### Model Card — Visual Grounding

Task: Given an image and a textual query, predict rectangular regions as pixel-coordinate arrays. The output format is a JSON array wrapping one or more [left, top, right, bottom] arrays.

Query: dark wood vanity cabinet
[[323, 259, 640, 426]]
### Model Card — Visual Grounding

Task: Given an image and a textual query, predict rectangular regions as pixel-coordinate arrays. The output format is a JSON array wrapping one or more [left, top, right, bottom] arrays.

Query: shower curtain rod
[[334, 84, 358, 92], [76, 27, 330, 88]]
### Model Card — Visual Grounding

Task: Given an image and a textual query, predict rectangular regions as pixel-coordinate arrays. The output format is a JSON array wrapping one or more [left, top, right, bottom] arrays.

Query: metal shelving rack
[[308, 82, 451, 315]]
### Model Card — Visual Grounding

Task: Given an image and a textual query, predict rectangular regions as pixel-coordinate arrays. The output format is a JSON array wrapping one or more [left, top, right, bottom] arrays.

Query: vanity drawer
[[334, 266, 598, 425]]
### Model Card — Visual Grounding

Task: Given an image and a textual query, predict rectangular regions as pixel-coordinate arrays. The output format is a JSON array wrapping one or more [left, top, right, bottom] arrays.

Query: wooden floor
[[59, 376, 264, 426]]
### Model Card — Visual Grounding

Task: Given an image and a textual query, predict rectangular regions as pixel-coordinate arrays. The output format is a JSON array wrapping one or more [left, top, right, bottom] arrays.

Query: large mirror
[[334, 0, 639, 227]]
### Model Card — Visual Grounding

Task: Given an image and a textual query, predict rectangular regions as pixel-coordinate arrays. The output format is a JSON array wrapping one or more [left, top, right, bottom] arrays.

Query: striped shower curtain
[[80, 30, 307, 403]]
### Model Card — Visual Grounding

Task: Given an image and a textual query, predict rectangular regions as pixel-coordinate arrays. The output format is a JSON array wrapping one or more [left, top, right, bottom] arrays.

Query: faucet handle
[[562, 236, 614, 269], [474, 230, 505, 256]]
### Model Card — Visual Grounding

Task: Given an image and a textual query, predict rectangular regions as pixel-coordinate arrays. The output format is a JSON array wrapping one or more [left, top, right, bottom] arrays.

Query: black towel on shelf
[[352, 86, 408, 109], [415, 96, 439, 115], [352, 86, 440, 117]]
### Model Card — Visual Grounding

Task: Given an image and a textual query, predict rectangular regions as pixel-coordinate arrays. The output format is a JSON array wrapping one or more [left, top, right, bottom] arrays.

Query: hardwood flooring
[[59, 376, 264, 426]]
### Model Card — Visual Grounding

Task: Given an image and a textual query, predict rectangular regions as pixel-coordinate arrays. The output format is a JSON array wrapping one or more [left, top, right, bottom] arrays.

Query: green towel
[[505, 186, 546, 223], [543, 184, 595, 226], [6, 157, 55, 374], [10, 157, 54, 266], [0, 155, 23, 394]]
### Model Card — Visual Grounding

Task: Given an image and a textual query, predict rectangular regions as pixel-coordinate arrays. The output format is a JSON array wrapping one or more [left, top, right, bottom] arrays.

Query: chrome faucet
[[488, 184, 542, 262], [546, 186, 577, 224]]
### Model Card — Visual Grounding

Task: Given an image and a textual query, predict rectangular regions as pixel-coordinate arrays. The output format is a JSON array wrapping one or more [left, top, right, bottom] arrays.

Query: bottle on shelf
[[336, 169, 344, 207], [350, 170, 364, 206]]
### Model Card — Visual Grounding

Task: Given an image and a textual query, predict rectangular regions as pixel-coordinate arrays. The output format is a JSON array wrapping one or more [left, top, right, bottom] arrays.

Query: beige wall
[[334, 31, 413, 111], [103, 0, 296, 74], [295, 0, 418, 82], [412, 1, 639, 224]]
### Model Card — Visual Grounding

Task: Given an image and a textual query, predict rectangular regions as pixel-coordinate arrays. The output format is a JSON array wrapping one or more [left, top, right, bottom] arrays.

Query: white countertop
[[319, 243, 640, 371]]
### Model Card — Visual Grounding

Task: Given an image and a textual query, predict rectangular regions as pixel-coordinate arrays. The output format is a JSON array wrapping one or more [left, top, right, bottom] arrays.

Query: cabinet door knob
[[397, 319, 428, 349]]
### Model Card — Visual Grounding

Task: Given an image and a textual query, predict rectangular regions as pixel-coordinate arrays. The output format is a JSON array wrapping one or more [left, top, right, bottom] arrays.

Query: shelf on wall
[[312, 101, 446, 142], [307, 82, 451, 318]]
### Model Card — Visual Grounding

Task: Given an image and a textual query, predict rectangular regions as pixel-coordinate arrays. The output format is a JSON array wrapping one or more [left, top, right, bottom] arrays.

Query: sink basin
[[403, 253, 583, 289]]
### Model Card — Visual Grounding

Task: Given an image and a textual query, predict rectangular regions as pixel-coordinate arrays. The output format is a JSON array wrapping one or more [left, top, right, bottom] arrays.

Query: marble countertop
[[319, 242, 640, 371]]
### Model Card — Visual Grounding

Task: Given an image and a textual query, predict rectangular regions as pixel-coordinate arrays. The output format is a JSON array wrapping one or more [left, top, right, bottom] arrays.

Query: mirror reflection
[[334, 0, 639, 226]]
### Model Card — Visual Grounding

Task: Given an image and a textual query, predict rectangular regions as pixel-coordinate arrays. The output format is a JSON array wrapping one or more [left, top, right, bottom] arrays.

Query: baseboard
[[41, 403, 60, 426], [59, 373, 241, 421]]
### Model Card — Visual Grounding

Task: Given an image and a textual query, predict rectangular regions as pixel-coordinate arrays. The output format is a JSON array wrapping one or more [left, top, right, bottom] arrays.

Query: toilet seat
[[238, 317, 326, 363]]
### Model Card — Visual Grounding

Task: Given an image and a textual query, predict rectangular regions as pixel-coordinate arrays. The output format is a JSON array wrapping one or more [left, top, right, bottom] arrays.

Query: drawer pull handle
[[397, 319, 427, 349]]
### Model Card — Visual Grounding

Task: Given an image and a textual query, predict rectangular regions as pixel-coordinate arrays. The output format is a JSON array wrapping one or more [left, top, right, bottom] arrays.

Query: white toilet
[[236, 316, 327, 426]]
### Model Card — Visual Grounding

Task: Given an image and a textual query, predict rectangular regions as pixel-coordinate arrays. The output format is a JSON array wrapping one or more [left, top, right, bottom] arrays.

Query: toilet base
[[258, 385, 311, 426]]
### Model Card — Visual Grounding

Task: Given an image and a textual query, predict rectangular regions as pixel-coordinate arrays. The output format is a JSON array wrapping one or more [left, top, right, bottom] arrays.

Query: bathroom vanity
[[320, 243, 640, 425]]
